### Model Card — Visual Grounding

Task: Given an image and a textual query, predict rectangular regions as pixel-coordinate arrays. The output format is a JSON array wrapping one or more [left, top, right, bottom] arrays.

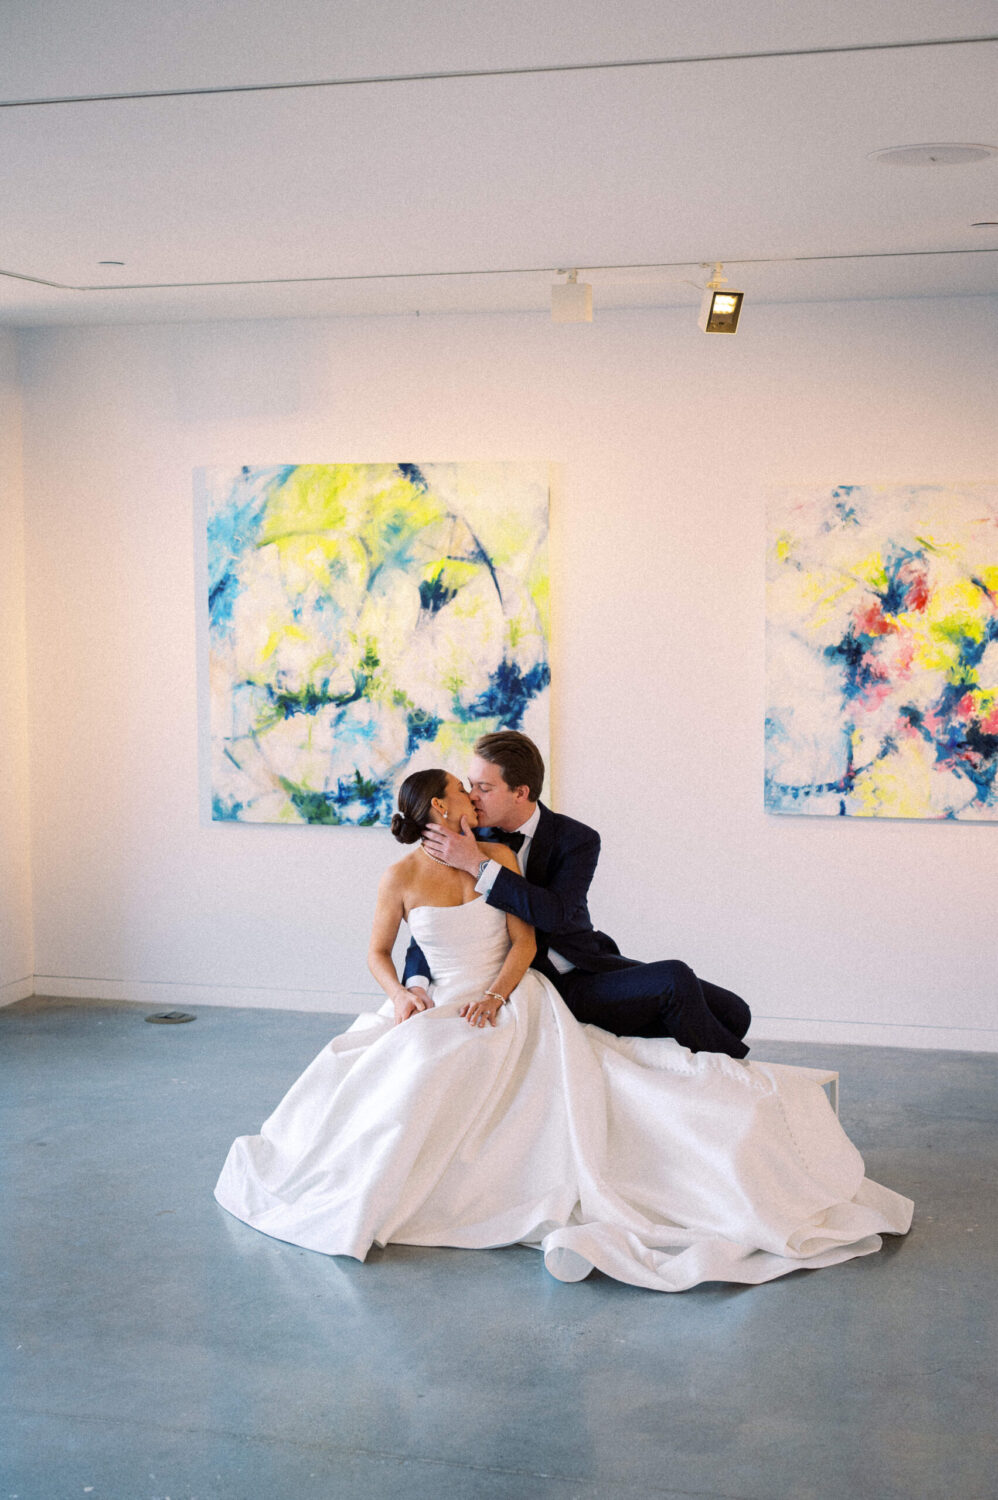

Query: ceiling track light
[[551, 268, 593, 323], [698, 262, 744, 334]]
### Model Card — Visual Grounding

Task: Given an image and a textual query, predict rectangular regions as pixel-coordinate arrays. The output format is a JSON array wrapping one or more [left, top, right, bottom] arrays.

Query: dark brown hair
[[390, 768, 449, 844], [473, 731, 544, 801]]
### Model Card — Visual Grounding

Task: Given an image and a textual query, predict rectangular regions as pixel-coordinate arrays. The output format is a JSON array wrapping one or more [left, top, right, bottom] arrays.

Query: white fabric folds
[[215, 899, 912, 1291]]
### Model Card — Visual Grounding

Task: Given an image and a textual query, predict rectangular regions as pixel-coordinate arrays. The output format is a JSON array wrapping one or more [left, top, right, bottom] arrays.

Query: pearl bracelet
[[483, 990, 507, 1005]]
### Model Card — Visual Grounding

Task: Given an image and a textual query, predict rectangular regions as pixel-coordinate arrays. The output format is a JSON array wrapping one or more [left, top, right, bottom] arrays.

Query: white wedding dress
[[214, 898, 913, 1291]]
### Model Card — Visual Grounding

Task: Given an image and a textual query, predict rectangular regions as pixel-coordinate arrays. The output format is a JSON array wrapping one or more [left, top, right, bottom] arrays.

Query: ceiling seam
[[2, 247, 996, 295], [2, 33, 997, 108]]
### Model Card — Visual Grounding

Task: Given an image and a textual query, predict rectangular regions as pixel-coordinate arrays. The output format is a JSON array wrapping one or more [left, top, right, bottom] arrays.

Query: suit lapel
[[525, 802, 554, 885]]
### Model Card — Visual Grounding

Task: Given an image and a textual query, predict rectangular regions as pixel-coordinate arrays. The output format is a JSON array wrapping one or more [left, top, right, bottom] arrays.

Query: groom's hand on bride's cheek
[[422, 816, 480, 874]]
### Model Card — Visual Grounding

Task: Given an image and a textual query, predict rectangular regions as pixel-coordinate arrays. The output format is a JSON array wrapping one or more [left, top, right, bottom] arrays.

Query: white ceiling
[[2, 0, 996, 326]]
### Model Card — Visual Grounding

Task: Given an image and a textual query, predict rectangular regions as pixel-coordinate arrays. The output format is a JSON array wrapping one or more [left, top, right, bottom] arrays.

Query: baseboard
[[750, 1014, 998, 1053], [22, 979, 998, 1050], [31, 975, 385, 1015], [0, 974, 34, 1008]]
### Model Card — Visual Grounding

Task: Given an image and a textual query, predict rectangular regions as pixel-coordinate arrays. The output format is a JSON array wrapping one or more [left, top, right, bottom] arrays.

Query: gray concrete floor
[[3, 996, 996, 1500]]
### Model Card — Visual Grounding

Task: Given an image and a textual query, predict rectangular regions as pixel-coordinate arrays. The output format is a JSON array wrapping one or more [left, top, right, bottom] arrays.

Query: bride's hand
[[459, 992, 506, 1029], [393, 987, 434, 1025]]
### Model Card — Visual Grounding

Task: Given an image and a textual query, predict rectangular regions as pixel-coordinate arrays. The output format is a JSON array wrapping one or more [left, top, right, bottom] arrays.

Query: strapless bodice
[[407, 898, 510, 999]]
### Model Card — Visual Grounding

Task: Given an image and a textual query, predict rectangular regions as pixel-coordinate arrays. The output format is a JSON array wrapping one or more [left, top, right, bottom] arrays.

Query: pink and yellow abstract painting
[[766, 484, 998, 820]]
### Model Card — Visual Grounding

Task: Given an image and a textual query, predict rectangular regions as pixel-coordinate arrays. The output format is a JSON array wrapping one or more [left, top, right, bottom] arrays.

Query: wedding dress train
[[214, 898, 912, 1291]]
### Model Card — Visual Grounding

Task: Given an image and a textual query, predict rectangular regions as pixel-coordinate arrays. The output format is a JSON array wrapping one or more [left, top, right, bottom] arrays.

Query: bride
[[214, 769, 913, 1292]]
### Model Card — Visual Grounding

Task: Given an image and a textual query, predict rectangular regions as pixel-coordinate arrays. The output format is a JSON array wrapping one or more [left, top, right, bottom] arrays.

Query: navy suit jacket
[[401, 802, 630, 990]]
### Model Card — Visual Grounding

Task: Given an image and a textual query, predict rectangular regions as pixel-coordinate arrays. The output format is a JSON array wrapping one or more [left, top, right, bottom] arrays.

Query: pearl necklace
[[420, 844, 450, 868]]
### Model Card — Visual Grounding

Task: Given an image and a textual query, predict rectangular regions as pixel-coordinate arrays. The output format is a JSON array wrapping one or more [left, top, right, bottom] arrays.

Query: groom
[[403, 730, 751, 1058]]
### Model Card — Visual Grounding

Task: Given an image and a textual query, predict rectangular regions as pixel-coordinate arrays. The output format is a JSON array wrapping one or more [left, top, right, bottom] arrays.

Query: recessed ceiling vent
[[869, 143, 998, 167]]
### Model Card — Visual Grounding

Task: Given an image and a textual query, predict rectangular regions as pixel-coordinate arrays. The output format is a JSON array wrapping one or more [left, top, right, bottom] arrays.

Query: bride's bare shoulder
[[380, 847, 422, 885], [381, 852, 420, 876]]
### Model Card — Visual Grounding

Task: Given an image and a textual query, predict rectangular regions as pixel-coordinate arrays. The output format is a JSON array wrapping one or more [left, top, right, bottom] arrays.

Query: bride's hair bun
[[393, 767, 449, 845], [390, 811, 421, 844]]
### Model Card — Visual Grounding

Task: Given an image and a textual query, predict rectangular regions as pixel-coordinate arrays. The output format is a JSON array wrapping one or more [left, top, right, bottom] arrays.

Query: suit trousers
[[556, 959, 750, 1059]]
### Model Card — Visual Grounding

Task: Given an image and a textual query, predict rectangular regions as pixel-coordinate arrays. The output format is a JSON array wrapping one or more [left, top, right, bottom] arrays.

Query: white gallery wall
[[0, 330, 33, 1003], [13, 294, 998, 1047]]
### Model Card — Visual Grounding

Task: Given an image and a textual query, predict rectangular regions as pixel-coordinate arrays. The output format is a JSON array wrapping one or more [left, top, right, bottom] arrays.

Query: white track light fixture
[[551, 269, 593, 323], [698, 264, 743, 334]]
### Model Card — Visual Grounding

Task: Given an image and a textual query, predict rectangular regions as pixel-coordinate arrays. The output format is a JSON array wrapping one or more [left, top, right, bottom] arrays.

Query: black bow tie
[[484, 828, 526, 853]]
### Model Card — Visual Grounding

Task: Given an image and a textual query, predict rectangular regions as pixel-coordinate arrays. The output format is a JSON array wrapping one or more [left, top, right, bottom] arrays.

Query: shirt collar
[[515, 804, 541, 842]]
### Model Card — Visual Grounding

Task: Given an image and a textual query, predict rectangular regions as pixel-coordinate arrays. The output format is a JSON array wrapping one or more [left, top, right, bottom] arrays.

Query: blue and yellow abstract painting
[[203, 463, 551, 824], [766, 484, 998, 820]]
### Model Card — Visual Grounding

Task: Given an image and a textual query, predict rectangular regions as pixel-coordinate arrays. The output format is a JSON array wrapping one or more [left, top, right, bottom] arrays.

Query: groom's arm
[[402, 936, 432, 987], [485, 825, 600, 933]]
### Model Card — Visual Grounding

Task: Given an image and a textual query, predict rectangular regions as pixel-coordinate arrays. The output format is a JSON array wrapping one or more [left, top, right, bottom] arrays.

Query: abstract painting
[[766, 484, 998, 820], [202, 463, 551, 824]]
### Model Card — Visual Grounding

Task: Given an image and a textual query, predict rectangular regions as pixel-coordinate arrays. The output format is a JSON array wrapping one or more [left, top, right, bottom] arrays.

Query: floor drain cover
[[145, 1011, 196, 1024]]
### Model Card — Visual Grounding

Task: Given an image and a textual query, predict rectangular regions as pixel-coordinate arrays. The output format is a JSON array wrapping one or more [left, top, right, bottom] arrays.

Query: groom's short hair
[[474, 731, 544, 800]]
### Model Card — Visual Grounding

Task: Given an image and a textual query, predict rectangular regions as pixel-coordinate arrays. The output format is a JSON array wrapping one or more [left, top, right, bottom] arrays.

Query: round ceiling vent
[[869, 143, 998, 167]]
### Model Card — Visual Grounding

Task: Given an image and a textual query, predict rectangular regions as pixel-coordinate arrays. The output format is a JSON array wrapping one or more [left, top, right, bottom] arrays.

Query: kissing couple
[[214, 729, 912, 1292], [390, 731, 751, 1055]]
